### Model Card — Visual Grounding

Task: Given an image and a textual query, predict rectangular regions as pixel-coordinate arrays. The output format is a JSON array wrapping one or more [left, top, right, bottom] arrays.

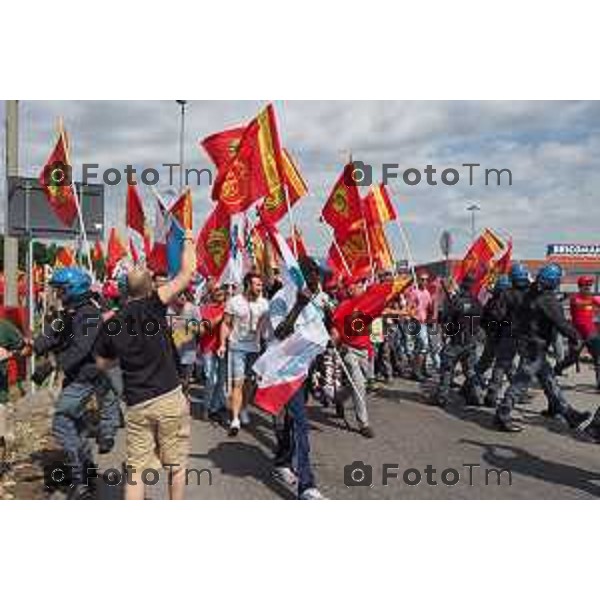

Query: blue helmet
[[494, 274, 511, 291], [509, 263, 529, 286], [536, 263, 563, 290], [49, 267, 92, 300]]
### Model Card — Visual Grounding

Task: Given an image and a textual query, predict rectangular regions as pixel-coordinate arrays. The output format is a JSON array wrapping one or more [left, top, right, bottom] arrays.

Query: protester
[[94, 229, 196, 500], [199, 285, 227, 421], [406, 271, 434, 382], [269, 256, 329, 499], [218, 271, 269, 436], [331, 278, 375, 438]]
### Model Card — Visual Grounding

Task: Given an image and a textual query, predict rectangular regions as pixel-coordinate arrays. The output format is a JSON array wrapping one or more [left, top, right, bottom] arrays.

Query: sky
[[1, 100, 599, 263]]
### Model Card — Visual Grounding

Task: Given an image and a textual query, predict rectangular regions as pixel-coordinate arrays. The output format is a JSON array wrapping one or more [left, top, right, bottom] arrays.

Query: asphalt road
[[96, 368, 600, 500]]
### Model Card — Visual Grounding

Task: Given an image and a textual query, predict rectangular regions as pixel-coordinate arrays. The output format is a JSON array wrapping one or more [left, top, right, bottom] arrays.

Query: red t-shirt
[[570, 293, 600, 340], [199, 303, 224, 354]]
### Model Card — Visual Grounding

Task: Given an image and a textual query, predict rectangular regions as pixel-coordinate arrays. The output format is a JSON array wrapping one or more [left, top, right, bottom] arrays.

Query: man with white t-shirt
[[218, 272, 269, 436]]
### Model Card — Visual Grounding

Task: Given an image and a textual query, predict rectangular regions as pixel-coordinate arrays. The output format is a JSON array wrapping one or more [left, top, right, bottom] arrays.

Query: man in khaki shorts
[[95, 229, 196, 499]]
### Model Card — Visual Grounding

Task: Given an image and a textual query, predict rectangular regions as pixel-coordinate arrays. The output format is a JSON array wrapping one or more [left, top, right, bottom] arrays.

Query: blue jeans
[[275, 385, 315, 496], [203, 352, 226, 413]]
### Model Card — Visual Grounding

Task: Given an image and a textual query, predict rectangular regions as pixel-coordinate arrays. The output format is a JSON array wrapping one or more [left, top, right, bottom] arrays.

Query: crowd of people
[[2, 232, 600, 500]]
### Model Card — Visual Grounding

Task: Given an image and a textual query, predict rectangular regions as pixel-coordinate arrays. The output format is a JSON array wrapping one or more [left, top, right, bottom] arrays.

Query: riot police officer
[[481, 265, 530, 407], [475, 274, 511, 392], [435, 273, 484, 407], [33, 267, 120, 498], [495, 263, 591, 432]]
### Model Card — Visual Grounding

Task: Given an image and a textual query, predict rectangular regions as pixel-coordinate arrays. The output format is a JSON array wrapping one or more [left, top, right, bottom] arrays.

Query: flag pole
[[393, 219, 417, 283], [318, 218, 352, 277], [25, 181, 35, 393], [59, 119, 94, 281], [282, 187, 299, 259]]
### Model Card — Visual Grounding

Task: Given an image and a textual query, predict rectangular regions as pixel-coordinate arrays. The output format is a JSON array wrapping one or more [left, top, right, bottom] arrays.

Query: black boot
[[565, 408, 592, 430]]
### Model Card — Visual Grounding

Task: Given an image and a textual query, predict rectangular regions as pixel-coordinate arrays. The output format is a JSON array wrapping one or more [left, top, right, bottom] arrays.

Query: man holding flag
[[253, 233, 330, 499]]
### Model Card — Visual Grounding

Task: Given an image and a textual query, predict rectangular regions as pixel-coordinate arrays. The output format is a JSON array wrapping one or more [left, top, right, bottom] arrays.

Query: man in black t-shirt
[[95, 229, 196, 500]]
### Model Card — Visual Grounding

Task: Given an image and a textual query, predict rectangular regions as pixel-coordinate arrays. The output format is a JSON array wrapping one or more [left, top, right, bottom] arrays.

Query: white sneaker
[[299, 487, 327, 500], [228, 418, 241, 437], [239, 409, 251, 426], [272, 466, 298, 487]]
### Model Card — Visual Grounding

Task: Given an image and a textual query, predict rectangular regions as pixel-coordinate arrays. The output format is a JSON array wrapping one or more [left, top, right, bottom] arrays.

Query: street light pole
[[176, 100, 188, 192], [467, 204, 480, 241]]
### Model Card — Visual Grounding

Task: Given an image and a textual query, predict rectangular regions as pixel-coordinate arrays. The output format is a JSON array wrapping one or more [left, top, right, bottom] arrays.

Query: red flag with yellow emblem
[[39, 128, 78, 227], [322, 163, 363, 233], [454, 228, 505, 285], [202, 127, 246, 170], [197, 206, 231, 278], [209, 104, 285, 215], [258, 149, 308, 224]]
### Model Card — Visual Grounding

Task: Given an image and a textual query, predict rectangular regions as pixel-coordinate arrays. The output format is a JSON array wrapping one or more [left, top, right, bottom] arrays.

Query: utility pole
[[4, 100, 19, 307], [467, 204, 480, 241], [176, 100, 187, 192]]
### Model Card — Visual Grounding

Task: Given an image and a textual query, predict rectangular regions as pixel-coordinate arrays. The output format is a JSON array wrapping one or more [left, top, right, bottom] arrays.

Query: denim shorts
[[230, 349, 259, 384], [413, 323, 430, 355]]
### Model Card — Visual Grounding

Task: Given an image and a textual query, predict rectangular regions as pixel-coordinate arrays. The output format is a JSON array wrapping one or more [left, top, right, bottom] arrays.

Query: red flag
[[126, 184, 146, 237], [363, 184, 397, 225], [129, 238, 140, 265], [368, 225, 394, 271], [169, 188, 193, 230], [209, 104, 285, 215], [332, 277, 412, 343], [147, 198, 169, 275], [475, 239, 513, 296], [55, 246, 75, 267], [202, 126, 246, 170], [39, 128, 78, 227], [454, 228, 505, 286], [494, 239, 513, 275], [327, 219, 371, 277], [197, 206, 231, 278], [286, 227, 308, 259], [92, 240, 104, 263], [107, 228, 127, 277], [321, 163, 363, 233]]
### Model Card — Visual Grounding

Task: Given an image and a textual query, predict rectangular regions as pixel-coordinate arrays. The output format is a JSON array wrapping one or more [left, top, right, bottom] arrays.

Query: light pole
[[466, 204, 480, 241], [176, 100, 188, 192]]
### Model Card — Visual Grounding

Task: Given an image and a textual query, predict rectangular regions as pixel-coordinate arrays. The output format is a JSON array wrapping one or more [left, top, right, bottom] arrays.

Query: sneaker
[[239, 409, 251, 426], [359, 425, 375, 438], [493, 415, 523, 433], [299, 487, 327, 500], [272, 466, 298, 487], [228, 418, 241, 437]]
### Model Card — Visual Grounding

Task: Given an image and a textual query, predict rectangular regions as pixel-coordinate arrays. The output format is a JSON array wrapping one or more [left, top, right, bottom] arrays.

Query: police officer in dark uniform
[[495, 263, 591, 432], [435, 273, 484, 407], [475, 274, 511, 392], [481, 265, 530, 408], [33, 267, 120, 498]]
